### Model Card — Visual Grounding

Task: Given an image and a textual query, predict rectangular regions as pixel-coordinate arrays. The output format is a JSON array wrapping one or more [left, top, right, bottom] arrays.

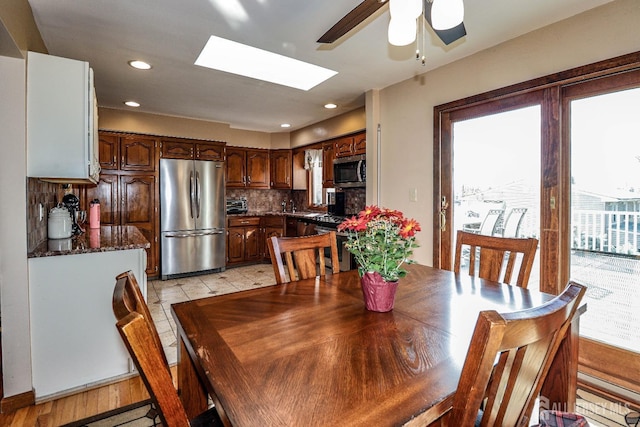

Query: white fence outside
[[572, 210, 640, 255]]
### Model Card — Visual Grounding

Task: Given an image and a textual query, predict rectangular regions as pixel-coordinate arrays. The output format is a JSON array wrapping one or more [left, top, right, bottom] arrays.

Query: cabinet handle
[[247, 175, 251, 184], [112, 156, 116, 166], [121, 156, 125, 168]]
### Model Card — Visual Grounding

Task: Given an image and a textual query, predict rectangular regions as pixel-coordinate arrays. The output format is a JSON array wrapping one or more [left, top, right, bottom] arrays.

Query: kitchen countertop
[[28, 225, 150, 258], [227, 211, 337, 219]]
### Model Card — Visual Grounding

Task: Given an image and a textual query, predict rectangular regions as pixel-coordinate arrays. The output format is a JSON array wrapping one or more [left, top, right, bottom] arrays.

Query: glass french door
[[436, 91, 543, 290], [564, 71, 640, 389]]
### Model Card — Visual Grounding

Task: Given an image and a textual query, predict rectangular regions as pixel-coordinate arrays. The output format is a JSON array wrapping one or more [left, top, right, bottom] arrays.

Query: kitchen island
[[28, 226, 149, 400]]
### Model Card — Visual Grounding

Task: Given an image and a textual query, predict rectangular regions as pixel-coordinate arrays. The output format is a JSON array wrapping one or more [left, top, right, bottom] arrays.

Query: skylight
[[195, 36, 338, 91]]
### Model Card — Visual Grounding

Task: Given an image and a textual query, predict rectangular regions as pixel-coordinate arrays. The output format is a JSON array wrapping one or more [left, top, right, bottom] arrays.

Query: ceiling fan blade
[[423, 0, 466, 45], [317, 0, 388, 44]]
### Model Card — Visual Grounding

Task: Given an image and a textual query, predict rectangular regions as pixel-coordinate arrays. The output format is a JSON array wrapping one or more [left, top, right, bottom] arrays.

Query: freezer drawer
[[161, 229, 225, 278]]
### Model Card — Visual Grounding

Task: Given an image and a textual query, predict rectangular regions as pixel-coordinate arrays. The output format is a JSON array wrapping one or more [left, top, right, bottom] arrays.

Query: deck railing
[[572, 210, 640, 254]]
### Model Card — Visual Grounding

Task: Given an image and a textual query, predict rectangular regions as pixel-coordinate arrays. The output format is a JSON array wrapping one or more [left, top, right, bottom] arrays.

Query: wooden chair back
[[267, 231, 340, 284], [454, 230, 539, 288], [449, 281, 586, 427], [112, 271, 190, 427]]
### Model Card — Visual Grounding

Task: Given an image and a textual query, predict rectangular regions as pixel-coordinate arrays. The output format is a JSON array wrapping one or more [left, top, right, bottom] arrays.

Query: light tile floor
[[147, 264, 278, 365]]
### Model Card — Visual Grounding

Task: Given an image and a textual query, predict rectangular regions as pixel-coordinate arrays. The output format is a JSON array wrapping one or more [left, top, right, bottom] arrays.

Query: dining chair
[[267, 231, 340, 284], [502, 207, 528, 238], [454, 229, 539, 288], [112, 271, 223, 427], [448, 281, 586, 427]]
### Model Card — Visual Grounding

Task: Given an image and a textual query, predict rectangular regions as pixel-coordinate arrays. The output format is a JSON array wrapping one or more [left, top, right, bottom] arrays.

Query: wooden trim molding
[[579, 338, 640, 395], [1, 389, 35, 413]]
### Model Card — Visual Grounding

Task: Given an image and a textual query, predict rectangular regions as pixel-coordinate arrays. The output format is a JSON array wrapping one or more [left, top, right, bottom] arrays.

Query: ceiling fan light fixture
[[388, 17, 417, 46], [389, 0, 422, 19], [431, 0, 464, 31]]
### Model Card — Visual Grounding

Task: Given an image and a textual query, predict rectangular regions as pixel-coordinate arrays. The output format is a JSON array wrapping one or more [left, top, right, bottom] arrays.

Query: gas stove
[[310, 214, 347, 229]]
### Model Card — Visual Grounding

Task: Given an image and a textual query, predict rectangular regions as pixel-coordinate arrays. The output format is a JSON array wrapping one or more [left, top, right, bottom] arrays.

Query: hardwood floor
[[0, 371, 155, 427]]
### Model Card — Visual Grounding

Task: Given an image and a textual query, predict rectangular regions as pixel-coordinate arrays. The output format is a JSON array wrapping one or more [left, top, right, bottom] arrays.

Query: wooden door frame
[[433, 50, 640, 394]]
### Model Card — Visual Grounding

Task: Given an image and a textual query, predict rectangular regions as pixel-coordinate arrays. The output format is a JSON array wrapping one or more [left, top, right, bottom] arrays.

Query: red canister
[[89, 199, 101, 229]]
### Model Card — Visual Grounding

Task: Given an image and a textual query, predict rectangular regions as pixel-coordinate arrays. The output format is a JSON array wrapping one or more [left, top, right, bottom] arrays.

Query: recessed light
[[128, 60, 152, 70], [124, 101, 140, 107], [280, 123, 291, 128], [195, 35, 338, 91], [324, 103, 338, 109]]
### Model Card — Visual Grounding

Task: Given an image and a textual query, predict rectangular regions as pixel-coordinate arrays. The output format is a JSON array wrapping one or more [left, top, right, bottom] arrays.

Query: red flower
[[359, 205, 381, 220], [398, 218, 421, 239]]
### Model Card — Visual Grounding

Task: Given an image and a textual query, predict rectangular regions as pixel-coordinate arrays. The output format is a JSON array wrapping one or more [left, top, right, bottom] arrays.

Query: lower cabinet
[[227, 217, 261, 265], [226, 216, 286, 266], [262, 216, 285, 260]]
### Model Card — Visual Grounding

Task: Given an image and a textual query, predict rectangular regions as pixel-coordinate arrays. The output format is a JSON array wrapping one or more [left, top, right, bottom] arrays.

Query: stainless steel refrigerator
[[160, 158, 225, 279]]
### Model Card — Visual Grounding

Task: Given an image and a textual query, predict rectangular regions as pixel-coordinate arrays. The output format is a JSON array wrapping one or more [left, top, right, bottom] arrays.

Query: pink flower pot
[[360, 271, 398, 312]]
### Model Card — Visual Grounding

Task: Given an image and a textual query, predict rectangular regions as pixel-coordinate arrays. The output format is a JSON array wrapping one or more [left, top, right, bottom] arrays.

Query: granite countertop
[[28, 225, 150, 258], [227, 211, 328, 219]]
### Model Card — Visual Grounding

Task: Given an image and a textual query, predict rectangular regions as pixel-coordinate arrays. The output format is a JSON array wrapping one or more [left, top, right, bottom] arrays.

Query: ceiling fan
[[317, 0, 466, 46]]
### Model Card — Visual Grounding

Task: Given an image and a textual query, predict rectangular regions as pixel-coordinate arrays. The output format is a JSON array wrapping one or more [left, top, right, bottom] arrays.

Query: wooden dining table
[[170, 264, 582, 426]]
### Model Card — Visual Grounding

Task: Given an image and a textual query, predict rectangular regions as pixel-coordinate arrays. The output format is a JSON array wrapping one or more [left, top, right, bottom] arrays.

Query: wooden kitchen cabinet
[[292, 148, 307, 190], [120, 174, 157, 275], [334, 131, 366, 158], [227, 217, 262, 265], [120, 135, 157, 171], [225, 147, 269, 188], [323, 141, 335, 188], [98, 134, 119, 171], [262, 216, 285, 260], [270, 150, 292, 189], [84, 173, 119, 225], [160, 137, 225, 161]]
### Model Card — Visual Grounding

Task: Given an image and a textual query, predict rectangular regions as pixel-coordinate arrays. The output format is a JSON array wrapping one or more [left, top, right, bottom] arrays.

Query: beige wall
[[371, 0, 640, 265], [290, 108, 366, 148], [0, 0, 46, 55], [99, 106, 366, 149]]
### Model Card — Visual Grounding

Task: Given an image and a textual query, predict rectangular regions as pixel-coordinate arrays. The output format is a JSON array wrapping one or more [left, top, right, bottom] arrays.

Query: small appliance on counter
[[226, 197, 248, 214], [62, 193, 84, 235], [48, 205, 73, 239], [327, 190, 345, 216], [89, 199, 100, 229]]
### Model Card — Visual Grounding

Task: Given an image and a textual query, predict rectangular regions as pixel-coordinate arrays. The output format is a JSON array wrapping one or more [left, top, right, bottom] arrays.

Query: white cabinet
[[27, 51, 100, 184], [28, 249, 146, 399]]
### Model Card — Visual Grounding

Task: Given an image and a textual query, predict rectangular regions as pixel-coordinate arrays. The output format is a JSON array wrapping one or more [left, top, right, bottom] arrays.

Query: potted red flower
[[338, 206, 421, 311]]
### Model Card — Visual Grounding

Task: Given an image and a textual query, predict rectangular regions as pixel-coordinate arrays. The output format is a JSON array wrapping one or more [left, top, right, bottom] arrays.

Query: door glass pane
[[453, 106, 541, 290], [570, 88, 640, 353]]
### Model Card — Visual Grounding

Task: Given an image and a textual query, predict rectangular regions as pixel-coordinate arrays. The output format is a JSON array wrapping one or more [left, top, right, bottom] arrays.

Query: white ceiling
[[27, 0, 613, 133]]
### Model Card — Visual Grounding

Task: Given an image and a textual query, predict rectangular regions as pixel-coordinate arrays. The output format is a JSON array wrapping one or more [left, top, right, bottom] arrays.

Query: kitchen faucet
[[281, 199, 287, 212], [289, 200, 296, 213]]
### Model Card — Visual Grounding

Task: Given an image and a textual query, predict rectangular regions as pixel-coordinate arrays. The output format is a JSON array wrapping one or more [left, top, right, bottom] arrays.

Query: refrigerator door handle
[[189, 171, 196, 219], [164, 230, 224, 238], [195, 171, 201, 219]]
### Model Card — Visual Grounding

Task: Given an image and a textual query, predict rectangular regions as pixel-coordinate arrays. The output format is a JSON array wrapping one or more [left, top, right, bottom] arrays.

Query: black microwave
[[333, 154, 366, 188]]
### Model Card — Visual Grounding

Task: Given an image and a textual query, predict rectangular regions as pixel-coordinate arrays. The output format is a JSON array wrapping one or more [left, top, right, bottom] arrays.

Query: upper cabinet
[[270, 150, 292, 189], [98, 132, 157, 172], [322, 142, 335, 188], [160, 138, 225, 161], [26, 52, 100, 184], [226, 147, 269, 188], [334, 132, 366, 158]]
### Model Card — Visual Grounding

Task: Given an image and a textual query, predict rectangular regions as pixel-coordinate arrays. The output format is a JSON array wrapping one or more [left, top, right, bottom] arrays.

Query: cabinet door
[[263, 226, 284, 260], [334, 137, 354, 158], [196, 142, 225, 161], [121, 136, 157, 171], [227, 228, 246, 264], [323, 142, 335, 188], [246, 149, 269, 188], [161, 140, 194, 159], [353, 132, 366, 154], [226, 148, 247, 187], [98, 134, 119, 170], [244, 226, 262, 261], [84, 173, 119, 225], [270, 150, 292, 189], [292, 148, 307, 190], [120, 175, 157, 274]]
